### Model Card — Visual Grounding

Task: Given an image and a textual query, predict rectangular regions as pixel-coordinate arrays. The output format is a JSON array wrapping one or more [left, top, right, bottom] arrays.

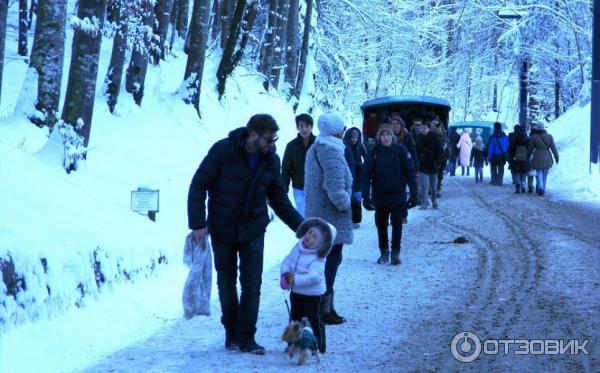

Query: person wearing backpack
[[528, 123, 559, 196], [486, 122, 509, 186], [508, 125, 530, 193]]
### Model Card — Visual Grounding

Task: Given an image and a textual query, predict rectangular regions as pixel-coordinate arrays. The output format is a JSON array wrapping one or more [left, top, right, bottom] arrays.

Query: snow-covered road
[[84, 176, 600, 372]]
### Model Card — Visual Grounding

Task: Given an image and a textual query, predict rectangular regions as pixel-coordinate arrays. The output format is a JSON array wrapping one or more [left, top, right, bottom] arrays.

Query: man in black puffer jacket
[[188, 114, 303, 355], [362, 126, 419, 266]]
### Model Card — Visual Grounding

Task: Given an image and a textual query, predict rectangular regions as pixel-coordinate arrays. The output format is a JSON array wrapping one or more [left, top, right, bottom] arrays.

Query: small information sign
[[131, 188, 160, 213]]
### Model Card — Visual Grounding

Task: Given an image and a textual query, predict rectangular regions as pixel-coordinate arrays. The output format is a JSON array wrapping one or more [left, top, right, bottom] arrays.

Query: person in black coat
[[508, 125, 531, 193], [362, 126, 418, 266], [344, 127, 367, 225], [281, 113, 316, 216], [415, 123, 443, 209], [188, 114, 304, 355], [447, 127, 460, 176]]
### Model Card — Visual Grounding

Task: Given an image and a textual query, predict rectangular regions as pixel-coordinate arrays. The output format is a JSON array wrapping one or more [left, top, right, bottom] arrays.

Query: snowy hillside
[[0, 29, 315, 334]]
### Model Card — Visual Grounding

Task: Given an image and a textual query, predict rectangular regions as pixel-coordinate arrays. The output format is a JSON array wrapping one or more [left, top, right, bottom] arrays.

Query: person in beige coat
[[528, 123, 559, 196]]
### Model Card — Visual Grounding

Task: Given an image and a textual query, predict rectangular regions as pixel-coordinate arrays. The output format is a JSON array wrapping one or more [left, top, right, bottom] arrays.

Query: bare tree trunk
[[210, 0, 221, 42], [28, 0, 36, 29], [0, 0, 8, 105], [125, 0, 154, 105], [150, 0, 175, 63], [104, 0, 128, 113], [259, 0, 277, 89], [28, 0, 67, 127], [18, 0, 28, 56], [231, 0, 257, 66], [176, 0, 189, 38], [463, 66, 471, 121], [292, 0, 311, 99], [168, 0, 179, 49], [61, 0, 105, 149], [182, 0, 210, 115], [271, 0, 288, 89], [217, 0, 255, 98], [283, 0, 298, 93], [220, 0, 233, 49], [554, 69, 561, 119]]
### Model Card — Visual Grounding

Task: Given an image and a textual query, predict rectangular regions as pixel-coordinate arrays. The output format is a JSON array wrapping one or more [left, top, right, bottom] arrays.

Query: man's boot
[[390, 249, 401, 265], [515, 184, 520, 194], [225, 329, 239, 350], [377, 249, 390, 264], [320, 293, 343, 325], [329, 291, 346, 323]]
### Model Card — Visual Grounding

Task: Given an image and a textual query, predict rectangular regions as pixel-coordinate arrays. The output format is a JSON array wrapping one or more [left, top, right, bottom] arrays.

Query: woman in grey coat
[[528, 123, 559, 196], [304, 112, 353, 325]]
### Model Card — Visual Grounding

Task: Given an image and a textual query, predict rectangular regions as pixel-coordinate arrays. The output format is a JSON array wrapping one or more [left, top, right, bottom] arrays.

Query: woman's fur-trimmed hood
[[295, 217, 336, 258]]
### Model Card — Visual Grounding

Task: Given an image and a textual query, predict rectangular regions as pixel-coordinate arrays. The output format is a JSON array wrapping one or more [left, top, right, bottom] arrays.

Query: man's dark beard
[[254, 138, 270, 154]]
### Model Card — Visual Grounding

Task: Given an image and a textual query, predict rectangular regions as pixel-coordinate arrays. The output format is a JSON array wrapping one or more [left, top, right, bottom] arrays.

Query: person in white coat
[[280, 217, 336, 353], [456, 128, 473, 176]]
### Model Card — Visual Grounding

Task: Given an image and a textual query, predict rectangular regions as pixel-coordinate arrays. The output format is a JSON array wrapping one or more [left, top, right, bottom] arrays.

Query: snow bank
[[0, 32, 303, 333], [546, 103, 600, 205]]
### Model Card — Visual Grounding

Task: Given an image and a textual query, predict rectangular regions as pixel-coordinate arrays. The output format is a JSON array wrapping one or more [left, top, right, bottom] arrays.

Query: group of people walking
[[186, 112, 560, 357], [445, 121, 560, 195]]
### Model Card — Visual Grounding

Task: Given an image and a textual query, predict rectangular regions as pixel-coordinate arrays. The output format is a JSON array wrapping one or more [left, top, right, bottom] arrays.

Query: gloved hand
[[362, 198, 375, 211], [280, 272, 294, 290], [351, 195, 360, 208]]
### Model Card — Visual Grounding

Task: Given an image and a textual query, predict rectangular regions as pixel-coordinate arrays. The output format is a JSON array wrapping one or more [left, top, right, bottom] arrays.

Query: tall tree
[[18, 0, 28, 56], [125, 0, 154, 105], [181, 0, 211, 115], [0, 0, 8, 105], [151, 0, 175, 62], [217, 0, 256, 98], [220, 0, 233, 49], [61, 0, 105, 154], [259, 0, 278, 89], [176, 0, 189, 38], [231, 0, 258, 67], [104, 0, 129, 113], [210, 0, 221, 42], [28, 0, 67, 127], [283, 0, 299, 94], [271, 0, 288, 88], [292, 0, 311, 99]]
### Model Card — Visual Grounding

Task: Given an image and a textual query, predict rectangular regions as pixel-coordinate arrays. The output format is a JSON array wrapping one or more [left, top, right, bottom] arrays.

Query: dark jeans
[[290, 292, 325, 352], [211, 235, 264, 342], [375, 206, 404, 251], [325, 244, 343, 294], [474, 166, 483, 183], [489, 159, 505, 185], [448, 156, 457, 175]]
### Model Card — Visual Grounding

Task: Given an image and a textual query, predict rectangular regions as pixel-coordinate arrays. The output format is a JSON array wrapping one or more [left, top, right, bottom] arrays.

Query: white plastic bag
[[182, 233, 212, 319]]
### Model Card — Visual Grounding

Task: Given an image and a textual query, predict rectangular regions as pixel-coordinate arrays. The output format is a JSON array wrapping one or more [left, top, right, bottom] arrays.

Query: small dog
[[281, 318, 320, 365]]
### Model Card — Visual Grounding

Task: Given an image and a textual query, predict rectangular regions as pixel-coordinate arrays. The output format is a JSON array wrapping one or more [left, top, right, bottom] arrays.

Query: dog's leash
[[282, 292, 291, 321]]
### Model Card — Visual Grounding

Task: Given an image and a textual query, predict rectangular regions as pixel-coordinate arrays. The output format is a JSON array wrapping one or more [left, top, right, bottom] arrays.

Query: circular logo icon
[[451, 331, 482, 363]]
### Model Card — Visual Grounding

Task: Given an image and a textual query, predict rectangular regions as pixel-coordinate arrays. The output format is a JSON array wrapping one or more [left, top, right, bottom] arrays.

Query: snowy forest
[[0, 0, 595, 171]]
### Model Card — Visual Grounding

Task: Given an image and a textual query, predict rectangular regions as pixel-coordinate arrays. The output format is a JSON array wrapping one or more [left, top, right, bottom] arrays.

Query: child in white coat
[[280, 217, 335, 354]]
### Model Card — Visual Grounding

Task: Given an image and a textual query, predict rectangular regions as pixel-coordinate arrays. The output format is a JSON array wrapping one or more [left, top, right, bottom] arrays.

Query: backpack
[[514, 145, 528, 162]]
